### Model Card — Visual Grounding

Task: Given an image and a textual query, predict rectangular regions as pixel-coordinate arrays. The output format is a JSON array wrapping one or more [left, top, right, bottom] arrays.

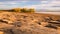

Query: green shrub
[[28, 8, 35, 13], [12, 8, 21, 12], [11, 8, 35, 13]]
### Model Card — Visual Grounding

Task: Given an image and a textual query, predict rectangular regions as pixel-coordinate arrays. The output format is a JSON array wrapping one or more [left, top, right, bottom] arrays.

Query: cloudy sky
[[0, 0, 60, 11]]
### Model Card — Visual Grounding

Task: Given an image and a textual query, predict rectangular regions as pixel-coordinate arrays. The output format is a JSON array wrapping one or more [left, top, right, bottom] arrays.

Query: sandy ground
[[0, 12, 60, 34], [36, 12, 60, 15]]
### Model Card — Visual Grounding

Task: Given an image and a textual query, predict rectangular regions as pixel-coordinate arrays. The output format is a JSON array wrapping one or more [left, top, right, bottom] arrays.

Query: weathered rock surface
[[0, 12, 60, 34]]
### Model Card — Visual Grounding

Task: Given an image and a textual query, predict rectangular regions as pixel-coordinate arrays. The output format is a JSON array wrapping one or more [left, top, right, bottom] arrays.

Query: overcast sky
[[0, 0, 60, 11]]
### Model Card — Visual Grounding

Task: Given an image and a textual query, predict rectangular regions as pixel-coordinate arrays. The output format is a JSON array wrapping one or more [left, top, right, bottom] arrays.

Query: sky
[[0, 0, 60, 11]]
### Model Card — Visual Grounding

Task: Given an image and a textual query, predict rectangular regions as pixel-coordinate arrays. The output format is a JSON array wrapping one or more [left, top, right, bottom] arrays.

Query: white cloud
[[21, 0, 60, 11], [0, 0, 60, 11], [0, 1, 28, 5], [0, 1, 17, 5], [0, 1, 28, 9]]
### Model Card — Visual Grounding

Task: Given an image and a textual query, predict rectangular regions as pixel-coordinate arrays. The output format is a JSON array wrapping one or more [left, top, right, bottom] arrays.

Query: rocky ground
[[0, 12, 60, 34]]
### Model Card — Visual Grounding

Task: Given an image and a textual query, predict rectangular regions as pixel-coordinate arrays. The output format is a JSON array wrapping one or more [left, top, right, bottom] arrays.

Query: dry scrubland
[[0, 11, 60, 34]]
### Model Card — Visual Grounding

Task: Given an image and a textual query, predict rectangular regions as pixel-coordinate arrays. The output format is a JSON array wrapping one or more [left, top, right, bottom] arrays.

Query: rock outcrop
[[0, 12, 60, 34]]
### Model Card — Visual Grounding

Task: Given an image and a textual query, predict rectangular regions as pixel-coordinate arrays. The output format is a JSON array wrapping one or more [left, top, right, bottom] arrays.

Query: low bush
[[11, 8, 35, 13]]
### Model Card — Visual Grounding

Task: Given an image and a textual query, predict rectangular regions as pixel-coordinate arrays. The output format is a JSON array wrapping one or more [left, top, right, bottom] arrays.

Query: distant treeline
[[9, 8, 35, 13], [0, 8, 35, 13]]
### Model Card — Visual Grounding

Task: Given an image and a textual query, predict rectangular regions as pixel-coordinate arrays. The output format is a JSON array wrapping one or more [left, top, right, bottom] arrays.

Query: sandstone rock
[[0, 31, 4, 34], [40, 22, 48, 27], [0, 12, 59, 34]]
